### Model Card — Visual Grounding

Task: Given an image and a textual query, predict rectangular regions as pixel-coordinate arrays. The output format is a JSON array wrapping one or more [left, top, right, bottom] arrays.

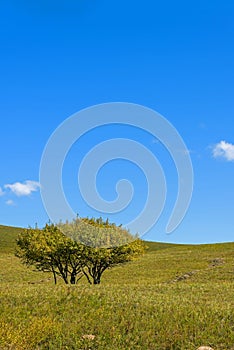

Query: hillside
[[0, 225, 23, 253], [0, 225, 233, 349]]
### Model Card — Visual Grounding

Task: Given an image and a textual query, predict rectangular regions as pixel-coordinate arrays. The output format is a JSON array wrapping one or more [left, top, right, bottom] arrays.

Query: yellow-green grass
[[0, 225, 233, 349], [0, 225, 23, 253]]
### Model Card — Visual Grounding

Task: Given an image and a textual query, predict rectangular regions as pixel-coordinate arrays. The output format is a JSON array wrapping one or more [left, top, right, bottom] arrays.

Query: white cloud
[[6, 199, 15, 206], [4, 180, 41, 197], [212, 141, 234, 161], [0, 187, 5, 196]]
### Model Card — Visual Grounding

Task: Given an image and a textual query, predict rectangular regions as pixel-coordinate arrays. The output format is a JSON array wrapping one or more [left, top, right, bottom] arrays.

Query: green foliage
[[82, 238, 146, 284], [59, 216, 136, 248], [16, 224, 85, 284], [16, 220, 146, 285]]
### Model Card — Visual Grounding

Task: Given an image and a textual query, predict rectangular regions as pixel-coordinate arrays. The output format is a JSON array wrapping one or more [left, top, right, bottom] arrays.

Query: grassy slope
[[0, 225, 23, 253], [0, 225, 233, 350]]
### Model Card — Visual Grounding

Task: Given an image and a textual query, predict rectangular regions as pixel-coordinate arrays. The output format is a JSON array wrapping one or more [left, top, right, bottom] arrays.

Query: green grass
[[0, 225, 23, 253], [0, 225, 233, 349]]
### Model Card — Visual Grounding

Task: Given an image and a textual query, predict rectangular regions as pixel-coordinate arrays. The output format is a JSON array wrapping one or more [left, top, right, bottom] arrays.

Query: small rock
[[197, 346, 214, 350], [210, 258, 224, 266], [172, 271, 196, 282], [82, 334, 95, 340]]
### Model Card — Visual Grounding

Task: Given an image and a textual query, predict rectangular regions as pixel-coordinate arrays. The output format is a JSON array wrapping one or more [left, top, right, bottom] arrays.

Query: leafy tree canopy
[[16, 218, 146, 285], [58, 216, 136, 248]]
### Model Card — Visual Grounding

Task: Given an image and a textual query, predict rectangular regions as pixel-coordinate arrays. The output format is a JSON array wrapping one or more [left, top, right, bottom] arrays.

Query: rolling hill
[[0, 225, 233, 349]]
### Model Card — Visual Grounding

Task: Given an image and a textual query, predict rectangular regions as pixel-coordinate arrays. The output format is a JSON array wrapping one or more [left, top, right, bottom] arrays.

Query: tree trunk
[[93, 278, 100, 284], [52, 267, 57, 285], [93, 274, 101, 284], [82, 269, 92, 285], [70, 272, 76, 284]]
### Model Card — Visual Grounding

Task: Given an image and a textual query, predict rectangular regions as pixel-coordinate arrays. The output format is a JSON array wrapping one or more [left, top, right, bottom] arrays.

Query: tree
[[58, 216, 135, 248], [16, 224, 85, 284], [82, 239, 146, 284], [59, 216, 146, 284], [16, 218, 146, 285]]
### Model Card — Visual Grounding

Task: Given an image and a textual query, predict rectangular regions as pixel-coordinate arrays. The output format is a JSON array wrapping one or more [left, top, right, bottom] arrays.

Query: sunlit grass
[[0, 226, 233, 349]]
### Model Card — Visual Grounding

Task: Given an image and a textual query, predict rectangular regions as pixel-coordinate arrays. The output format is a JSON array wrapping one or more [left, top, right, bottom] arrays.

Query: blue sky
[[0, 0, 233, 244]]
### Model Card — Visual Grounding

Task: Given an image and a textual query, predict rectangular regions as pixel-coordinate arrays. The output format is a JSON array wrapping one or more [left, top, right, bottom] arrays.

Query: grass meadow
[[0, 225, 233, 349]]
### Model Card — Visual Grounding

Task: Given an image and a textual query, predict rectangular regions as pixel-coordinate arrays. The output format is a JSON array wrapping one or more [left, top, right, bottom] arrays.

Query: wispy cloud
[[4, 180, 41, 196], [0, 187, 5, 196], [6, 199, 15, 206], [212, 141, 234, 162]]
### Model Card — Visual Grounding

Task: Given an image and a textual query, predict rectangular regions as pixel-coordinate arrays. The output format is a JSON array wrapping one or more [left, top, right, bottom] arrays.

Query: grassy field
[[0, 225, 233, 349]]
